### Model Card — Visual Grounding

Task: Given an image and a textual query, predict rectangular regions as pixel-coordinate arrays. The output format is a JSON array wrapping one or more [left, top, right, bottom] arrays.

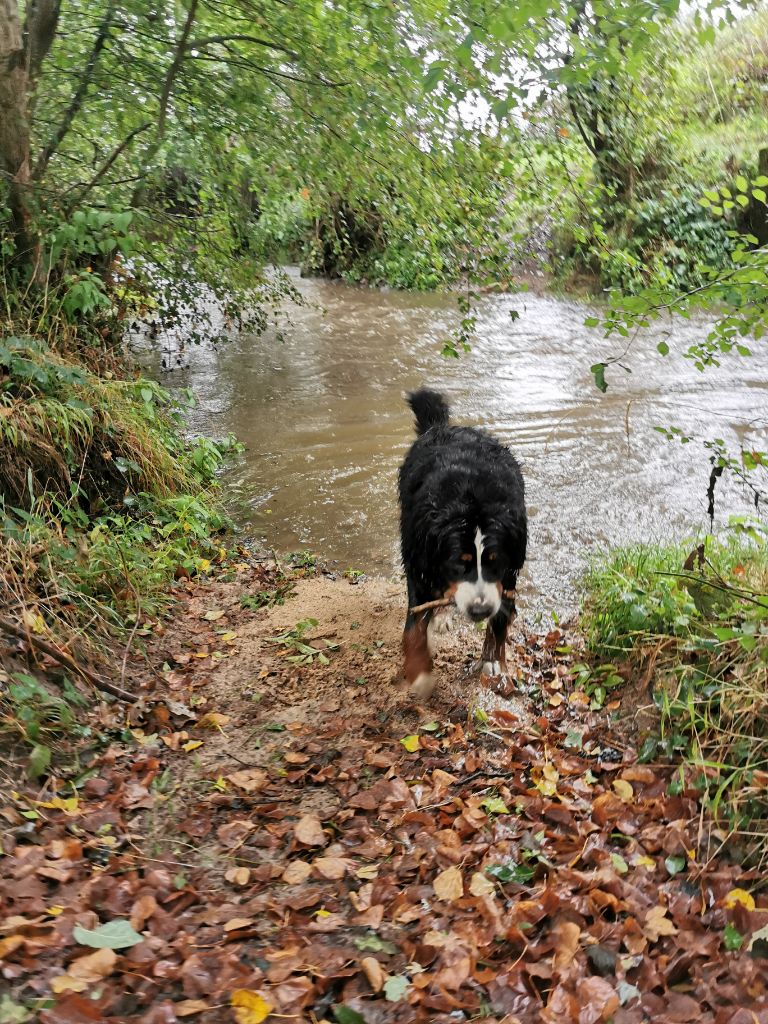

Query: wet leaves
[[5, 574, 768, 1022]]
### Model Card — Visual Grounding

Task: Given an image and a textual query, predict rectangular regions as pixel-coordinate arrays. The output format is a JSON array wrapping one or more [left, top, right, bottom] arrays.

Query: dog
[[398, 388, 527, 699]]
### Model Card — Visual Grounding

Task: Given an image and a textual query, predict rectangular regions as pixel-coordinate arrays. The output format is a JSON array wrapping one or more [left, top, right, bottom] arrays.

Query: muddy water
[[149, 272, 768, 619]]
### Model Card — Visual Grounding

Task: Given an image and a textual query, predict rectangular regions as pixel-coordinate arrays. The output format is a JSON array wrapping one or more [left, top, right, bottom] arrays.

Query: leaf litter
[[1, 558, 768, 1022]]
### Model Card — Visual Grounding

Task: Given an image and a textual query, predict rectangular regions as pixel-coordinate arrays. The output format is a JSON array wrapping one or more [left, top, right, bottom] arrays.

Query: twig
[[0, 615, 137, 703], [409, 597, 453, 614], [409, 590, 517, 615]]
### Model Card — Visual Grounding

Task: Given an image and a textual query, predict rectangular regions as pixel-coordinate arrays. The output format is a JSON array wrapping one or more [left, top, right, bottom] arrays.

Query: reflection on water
[[142, 270, 768, 619]]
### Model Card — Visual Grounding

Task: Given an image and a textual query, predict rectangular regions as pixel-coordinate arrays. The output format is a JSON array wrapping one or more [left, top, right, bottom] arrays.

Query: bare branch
[[185, 33, 299, 58], [66, 121, 152, 210], [34, 0, 116, 178], [157, 0, 199, 141]]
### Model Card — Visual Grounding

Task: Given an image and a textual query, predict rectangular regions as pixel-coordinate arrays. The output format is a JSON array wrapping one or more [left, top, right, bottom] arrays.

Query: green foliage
[[583, 531, 768, 856]]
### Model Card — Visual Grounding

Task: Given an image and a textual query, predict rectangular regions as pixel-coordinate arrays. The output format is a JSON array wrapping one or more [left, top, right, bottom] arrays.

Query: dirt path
[[2, 556, 768, 1023]]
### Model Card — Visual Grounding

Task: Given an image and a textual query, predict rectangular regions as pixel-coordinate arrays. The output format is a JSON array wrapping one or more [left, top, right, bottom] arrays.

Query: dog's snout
[[468, 602, 493, 621]]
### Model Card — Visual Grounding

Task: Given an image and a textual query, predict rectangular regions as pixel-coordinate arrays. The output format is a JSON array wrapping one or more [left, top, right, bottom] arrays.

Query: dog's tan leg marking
[[403, 615, 435, 699]]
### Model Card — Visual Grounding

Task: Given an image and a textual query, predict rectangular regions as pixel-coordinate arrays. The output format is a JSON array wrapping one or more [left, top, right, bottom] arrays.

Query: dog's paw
[[481, 660, 510, 678], [410, 671, 437, 700]]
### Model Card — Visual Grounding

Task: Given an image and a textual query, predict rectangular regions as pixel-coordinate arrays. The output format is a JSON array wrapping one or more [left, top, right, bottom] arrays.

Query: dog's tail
[[407, 388, 450, 435]]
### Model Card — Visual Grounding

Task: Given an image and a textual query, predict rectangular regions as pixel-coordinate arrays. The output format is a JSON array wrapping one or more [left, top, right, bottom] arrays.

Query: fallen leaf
[[223, 917, 254, 932], [73, 920, 142, 950], [553, 921, 581, 970], [294, 814, 327, 847], [37, 796, 79, 815], [283, 860, 312, 884], [400, 735, 420, 753], [383, 975, 410, 1002], [612, 779, 633, 802], [314, 856, 348, 880], [230, 989, 274, 1024], [360, 955, 386, 992], [227, 769, 267, 793], [182, 740, 204, 752], [725, 888, 756, 911], [434, 865, 463, 902], [175, 1000, 210, 1017], [50, 948, 117, 994], [203, 609, 226, 621], [225, 867, 251, 886], [196, 712, 231, 730], [643, 905, 678, 942], [469, 871, 495, 897]]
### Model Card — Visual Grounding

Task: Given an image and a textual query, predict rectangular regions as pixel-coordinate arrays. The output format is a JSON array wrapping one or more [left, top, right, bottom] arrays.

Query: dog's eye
[[460, 553, 472, 562], [486, 552, 497, 562]]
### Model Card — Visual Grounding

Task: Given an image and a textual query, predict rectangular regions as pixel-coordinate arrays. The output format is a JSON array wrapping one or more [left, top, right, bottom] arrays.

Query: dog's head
[[427, 511, 524, 622]]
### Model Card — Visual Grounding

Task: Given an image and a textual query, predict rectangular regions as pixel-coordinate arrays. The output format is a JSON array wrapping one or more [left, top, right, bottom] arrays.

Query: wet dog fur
[[399, 389, 527, 698]]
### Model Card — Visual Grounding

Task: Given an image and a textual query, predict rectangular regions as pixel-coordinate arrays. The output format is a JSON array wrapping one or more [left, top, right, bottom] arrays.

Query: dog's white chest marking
[[454, 528, 502, 620]]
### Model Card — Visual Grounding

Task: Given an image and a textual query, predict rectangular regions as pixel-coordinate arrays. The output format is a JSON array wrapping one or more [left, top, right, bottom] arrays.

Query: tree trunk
[[0, 0, 37, 272]]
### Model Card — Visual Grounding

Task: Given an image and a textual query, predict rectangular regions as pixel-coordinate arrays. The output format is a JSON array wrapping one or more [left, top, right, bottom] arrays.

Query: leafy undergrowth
[[0, 336, 237, 768], [582, 532, 768, 863], [2, 557, 768, 1023]]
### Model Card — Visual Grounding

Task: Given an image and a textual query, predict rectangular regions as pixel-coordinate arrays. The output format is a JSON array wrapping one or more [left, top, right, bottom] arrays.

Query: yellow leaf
[[37, 796, 79, 815], [230, 989, 274, 1024], [204, 609, 226, 621], [725, 888, 755, 911], [469, 871, 495, 897], [21, 609, 45, 634], [400, 735, 420, 753], [196, 712, 230, 731], [182, 740, 203, 752], [220, 632, 238, 643], [612, 779, 633, 802], [433, 865, 463, 902], [633, 856, 656, 871], [197, 559, 211, 573]]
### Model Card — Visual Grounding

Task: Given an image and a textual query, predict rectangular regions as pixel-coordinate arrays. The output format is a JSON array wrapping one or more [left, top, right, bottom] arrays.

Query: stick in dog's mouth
[[409, 590, 517, 615]]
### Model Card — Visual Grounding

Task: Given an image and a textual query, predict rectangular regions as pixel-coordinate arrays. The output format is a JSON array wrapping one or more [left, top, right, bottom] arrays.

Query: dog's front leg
[[481, 607, 511, 680], [402, 608, 435, 700]]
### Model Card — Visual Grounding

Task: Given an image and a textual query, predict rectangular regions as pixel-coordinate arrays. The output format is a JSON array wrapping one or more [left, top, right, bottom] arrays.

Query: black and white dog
[[399, 389, 527, 699]]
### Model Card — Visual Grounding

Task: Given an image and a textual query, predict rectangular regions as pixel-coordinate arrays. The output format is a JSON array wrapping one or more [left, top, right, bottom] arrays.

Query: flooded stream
[[144, 271, 768, 619]]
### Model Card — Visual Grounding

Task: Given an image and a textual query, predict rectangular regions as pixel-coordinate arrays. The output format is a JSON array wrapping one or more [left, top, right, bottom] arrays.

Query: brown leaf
[[313, 856, 348, 880], [576, 976, 619, 1023], [283, 860, 312, 884], [50, 948, 118, 994], [175, 1000, 210, 1017], [294, 814, 327, 847], [223, 917, 254, 932], [553, 920, 581, 971], [643, 905, 678, 942], [360, 955, 386, 992], [227, 769, 268, 793], [225, 867, 251, 887], [130, 893, 157, 931], [433, 865, 463, 902]]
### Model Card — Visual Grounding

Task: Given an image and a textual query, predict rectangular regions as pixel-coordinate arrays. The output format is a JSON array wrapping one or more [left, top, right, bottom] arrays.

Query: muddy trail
[[3, 556, 768, 1024]]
